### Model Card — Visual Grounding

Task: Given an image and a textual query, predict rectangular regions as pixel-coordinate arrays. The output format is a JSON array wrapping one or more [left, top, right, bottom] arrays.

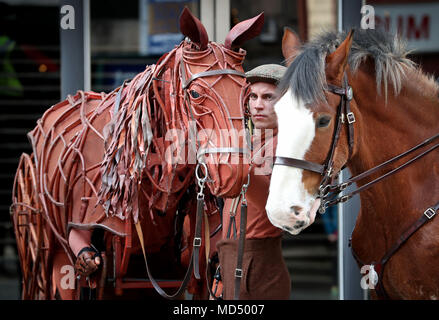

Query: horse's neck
[[348, 70, 439, 246]]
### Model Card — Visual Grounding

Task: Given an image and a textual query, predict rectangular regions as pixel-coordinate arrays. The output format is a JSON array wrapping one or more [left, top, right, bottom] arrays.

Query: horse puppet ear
[[282, 27, 301, 66], [224, 12, 265, 50], [179, 7, 209, 50], [325, 30, 355, 83]]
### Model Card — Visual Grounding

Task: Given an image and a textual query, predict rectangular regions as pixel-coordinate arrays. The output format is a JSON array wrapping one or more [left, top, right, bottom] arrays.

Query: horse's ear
[[282, 27, 301, 66], [224, 12, 265, 50], [325, 30, 354, 83], [179, 7, 209, 50]]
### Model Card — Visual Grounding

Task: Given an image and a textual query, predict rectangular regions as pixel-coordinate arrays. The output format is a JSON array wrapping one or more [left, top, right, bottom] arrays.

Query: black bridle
[[274, 74, 439, 213]]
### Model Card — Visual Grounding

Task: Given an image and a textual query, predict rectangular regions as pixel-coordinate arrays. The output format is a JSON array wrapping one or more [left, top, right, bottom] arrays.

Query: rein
[[323, 132, 439, 208]]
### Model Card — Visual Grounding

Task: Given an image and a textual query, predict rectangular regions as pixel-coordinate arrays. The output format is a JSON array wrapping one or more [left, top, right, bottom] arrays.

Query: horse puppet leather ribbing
[[11, 8, 265, 299]]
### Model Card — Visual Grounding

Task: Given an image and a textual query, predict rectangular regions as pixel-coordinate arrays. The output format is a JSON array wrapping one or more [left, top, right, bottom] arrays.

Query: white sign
[[374, 3, 439, 53]]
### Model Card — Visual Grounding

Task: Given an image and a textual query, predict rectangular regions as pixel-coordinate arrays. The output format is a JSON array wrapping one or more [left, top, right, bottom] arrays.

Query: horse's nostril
[[290, 206, 303, 216], [294, 220, 306, 229]]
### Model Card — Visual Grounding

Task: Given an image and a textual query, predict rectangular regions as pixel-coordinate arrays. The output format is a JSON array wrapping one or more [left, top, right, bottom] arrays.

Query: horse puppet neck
[[98, 43, 195, 223]]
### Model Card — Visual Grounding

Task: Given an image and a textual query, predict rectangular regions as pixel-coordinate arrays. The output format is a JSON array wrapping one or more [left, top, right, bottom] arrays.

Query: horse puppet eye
[[190, 90, 201, 99], [316, 115, 331, 128]]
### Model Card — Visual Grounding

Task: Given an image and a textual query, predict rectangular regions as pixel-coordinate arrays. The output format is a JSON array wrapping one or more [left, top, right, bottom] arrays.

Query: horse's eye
[[317, 115, 331, 128], [190, 90, 201, 99]]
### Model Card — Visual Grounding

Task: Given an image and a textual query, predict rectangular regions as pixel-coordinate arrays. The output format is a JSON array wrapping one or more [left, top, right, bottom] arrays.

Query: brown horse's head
[[175, 8, 265, 197], [267, 28, 436, 235], [266, 30, 357, 234]]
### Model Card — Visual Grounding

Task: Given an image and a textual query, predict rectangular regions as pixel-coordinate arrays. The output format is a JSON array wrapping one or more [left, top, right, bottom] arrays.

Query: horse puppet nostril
[[290, 206, 303, 216]]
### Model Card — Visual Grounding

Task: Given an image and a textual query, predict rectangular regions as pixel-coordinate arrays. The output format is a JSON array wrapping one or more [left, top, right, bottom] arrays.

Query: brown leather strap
[[342, 132, 439, 188], [226, 216, 237, 239], [135, 222, 194, 299], [274, 157, 325, 174], [234, 201, 247, 300], [132, 182, 206, 299], [192, 197, 204, 279], [226, 196, 241, 239], [321, 86, 346, 182], [381, 201, 439, 266], [204, 211, 210, 269], [326, 84, 347, 96], [350, 201, 439, 300], [342, 76, 355, 159], [325, 139, 439, 206]]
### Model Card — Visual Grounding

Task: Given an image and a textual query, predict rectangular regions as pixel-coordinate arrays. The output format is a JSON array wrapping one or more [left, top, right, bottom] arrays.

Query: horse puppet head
[[99, 8, 265, 221], [172, 8, 265, 198]]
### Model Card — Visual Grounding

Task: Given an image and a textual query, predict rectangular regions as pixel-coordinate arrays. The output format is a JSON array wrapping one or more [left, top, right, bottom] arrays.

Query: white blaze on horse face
[[266, 89, 319, 235]]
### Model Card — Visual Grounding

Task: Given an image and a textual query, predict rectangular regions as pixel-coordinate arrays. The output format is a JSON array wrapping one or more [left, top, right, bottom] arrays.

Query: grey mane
[[279, 28, 415, 104]]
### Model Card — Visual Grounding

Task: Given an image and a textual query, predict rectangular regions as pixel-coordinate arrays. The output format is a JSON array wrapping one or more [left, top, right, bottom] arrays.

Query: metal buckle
[[339, 182, 348, 191], [235, 268, 243, 278], [318, 202, 328, 214], [340, 113, 345, 124], [193, 237, 202, 247], [424, 208, 436, 220], [319, 184, 331, 199], [326, 167, 333, 177], [346, 112, 356, 124], [368, 264, 379, 288], [346, 86, 353, 100]]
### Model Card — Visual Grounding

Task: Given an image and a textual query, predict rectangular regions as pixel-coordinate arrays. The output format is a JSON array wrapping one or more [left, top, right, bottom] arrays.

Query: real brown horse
[[11, 8, 264, 300], [267, 29, 439, 299]]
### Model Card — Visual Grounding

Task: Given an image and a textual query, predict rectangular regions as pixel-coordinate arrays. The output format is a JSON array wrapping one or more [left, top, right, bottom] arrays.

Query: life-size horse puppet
[[267, 29, 439, 299], [10, 8, 264, 300]]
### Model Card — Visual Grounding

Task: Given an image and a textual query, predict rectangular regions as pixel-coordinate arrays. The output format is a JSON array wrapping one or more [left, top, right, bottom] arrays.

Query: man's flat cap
[[245, 64, 287, 85]]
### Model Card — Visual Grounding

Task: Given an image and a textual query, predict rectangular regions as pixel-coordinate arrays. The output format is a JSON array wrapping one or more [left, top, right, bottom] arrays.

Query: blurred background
[[0, 0, 438, 300]]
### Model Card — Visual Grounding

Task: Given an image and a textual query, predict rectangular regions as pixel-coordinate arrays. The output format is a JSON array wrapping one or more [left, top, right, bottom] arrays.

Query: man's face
[[248, 82, 278, 129]]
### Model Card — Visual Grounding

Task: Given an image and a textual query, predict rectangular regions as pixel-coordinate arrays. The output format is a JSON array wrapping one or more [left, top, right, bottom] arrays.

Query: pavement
[[0, 244, 339, 300], [0, 272, 337, 300]]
